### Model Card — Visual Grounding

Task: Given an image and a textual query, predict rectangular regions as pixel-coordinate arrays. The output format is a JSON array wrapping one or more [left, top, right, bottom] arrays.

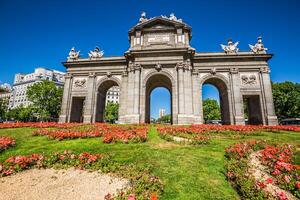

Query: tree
[[156, 114, 171, 124], [0, 98, 8, 119], [203, 98, 221, 122], [272, 81, 300, 120], [104, 102, 119, 123], [27, 80, 63, 121], [5, 105, 36, 122]]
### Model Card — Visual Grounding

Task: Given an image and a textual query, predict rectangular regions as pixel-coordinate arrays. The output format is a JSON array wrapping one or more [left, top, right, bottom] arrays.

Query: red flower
[[276, 191, 288, 200], [150, 193, 158, 200], [266, 178, 273, 184], [295, 182, 300, 189], [128, 194, 136, 200]]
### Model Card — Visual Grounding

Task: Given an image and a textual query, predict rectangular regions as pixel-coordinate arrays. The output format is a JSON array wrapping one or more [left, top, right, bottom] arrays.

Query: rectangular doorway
[[243, 95, 263, 125], [70, 97, 85, 123]]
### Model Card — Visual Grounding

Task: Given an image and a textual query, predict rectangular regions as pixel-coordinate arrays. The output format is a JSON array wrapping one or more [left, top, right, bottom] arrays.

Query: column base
[[59, 115, 67, 123], [266, 116, 278, 125], [119, 114, 140, 124], [177, 114, 199, 125], [83, 115, 93, 123], [234, 116, 245, 125]]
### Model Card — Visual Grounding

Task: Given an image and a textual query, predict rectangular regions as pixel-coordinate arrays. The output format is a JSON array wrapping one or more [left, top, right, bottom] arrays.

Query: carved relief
[[73, 78, 87, 89], [155, 63, 162, 71], [240, 74, 257, 85]]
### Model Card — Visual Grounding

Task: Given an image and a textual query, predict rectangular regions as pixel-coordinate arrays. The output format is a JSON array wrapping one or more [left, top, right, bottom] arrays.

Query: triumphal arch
[[59, 13, 278, 125]]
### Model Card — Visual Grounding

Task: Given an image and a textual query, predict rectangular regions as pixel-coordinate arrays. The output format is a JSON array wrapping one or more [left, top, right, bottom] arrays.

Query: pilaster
[[59, 73, 73, 123], [83, 72, 96, 123], [260, 67, 278, 125]]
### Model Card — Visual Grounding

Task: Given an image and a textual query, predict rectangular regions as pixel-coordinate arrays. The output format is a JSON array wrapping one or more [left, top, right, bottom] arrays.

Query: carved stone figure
[[221, 39, 239, 54], [67, 47, 80, 61], [169, 13, 183, 22], [139, 11, 148, 23], [155, 63, 162, 71], [74, 79, 87, 88], [249, 36, 268, 54], [241, 74, 257, 85], [88, 46, 104, 59]]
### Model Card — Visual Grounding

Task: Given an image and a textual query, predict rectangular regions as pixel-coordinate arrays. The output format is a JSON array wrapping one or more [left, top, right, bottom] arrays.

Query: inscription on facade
[[147, 34, 170, 43]]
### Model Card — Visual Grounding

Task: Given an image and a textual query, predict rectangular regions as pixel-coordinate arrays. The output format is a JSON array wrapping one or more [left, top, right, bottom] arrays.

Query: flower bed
[[0, 136, 15, 152], [0, 150, 163, 199], [0, 122, 83, 129], [225, 141, 300, 199], [157, 125, 300, 142], [260, 145, 300, 198], [102, 125, 148, 143], [33, 124, 149, 143], [157, 126, 210, 145]]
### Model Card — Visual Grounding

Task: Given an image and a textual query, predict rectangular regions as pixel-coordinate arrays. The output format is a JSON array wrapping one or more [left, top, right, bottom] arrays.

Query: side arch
[[94, 76, 121, 122]]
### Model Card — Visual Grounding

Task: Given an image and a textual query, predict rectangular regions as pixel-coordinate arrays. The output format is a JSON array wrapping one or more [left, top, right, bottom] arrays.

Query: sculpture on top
[[88, 46, 104, 59], [169, 13, 183, 22], [249, 36, 268, 54], [67, 47, 80, 61], [139, 11, 148, 23], [221, 39, 239, 54]]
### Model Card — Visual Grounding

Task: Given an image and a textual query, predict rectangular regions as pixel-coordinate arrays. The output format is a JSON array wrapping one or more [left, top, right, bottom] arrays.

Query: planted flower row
[[259, 145, 300, 198], [157, 126, 210, 145], [0, 122, 84, 129], [33, 124, 149, 143], [0, 136, 15, 152], [0, 150, 163, 199], [225, 141, 300, 199]]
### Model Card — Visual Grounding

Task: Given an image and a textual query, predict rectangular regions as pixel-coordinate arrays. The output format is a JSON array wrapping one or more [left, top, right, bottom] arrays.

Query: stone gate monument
[[59, 13, 278, 125]]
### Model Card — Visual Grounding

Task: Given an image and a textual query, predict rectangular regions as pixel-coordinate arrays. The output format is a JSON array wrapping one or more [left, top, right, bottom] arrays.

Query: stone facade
[[59, 14, 278, 125]]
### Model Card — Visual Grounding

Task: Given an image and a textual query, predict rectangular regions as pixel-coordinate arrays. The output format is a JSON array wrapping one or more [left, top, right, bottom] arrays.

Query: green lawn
[[0, 127, 299, 200]]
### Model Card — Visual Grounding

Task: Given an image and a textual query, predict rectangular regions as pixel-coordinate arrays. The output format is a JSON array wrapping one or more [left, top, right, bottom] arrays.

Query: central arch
[[200, 75, 232, 125], [144, 73, 173, 124]]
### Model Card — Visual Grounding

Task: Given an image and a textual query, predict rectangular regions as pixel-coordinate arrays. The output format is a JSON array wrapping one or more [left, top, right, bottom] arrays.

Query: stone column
[[133, 64, 141, 115], [83, 73, 96, 123], [229, 68, 245, 125], [177, 63, 184, 115], [123, 63, 140, 123], [59, 73, 73, 123], [192, 70, 202, 124], [118, 71, 128, 123], [260, 67, 278, 125]]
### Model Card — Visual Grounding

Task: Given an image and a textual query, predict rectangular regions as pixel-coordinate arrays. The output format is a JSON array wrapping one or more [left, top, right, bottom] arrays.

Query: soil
[[0, 168, 129, 200]]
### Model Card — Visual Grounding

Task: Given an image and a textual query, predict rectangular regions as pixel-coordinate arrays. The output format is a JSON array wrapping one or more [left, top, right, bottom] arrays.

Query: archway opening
[[70, 97, 85, 122], [243, 95, 263, 125], [202, 77, 231, 125], [145, 74, 173, 124], [95, 80, 120, 123], [202, 84, 221, 124], [150, 87, 171, 124]]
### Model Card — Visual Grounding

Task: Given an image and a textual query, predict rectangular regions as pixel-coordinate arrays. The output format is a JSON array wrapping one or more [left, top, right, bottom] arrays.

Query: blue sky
[[0, 0, 299, 118]]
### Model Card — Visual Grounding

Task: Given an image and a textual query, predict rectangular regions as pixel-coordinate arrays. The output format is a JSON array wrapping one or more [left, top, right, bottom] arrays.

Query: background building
[[0, 83, 12, 108], [159, 109, 166, 118], [105, 86, 120, 104], [9, 67, 65, 109]]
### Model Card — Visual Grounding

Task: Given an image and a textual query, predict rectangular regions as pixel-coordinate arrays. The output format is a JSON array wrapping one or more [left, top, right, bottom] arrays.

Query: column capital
[[65, 73, 73, 79], [260, 66, 270, 74], [88, 72, 96, 78], [230, 67, 239, 74]]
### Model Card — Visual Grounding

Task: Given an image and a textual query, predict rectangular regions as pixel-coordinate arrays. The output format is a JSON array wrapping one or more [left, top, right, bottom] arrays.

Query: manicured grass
[[0, 126, 299, 199]]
